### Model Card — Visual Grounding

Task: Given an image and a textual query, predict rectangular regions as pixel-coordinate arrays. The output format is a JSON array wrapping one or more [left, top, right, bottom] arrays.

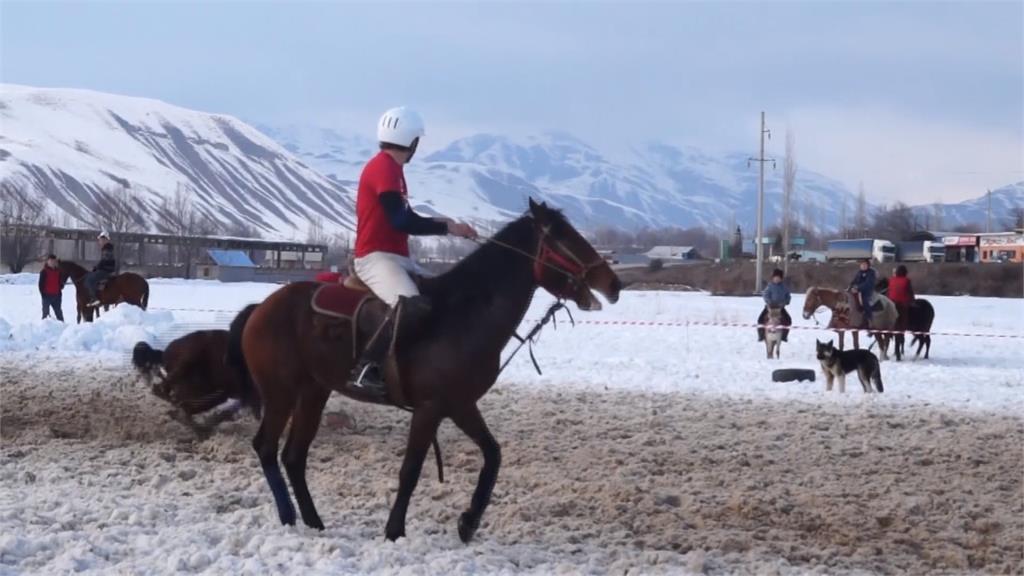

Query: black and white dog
[[815, 340, 884, 394]]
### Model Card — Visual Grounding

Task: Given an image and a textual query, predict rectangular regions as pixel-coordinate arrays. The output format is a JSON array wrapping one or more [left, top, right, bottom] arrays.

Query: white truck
[[826, 239, 897, 263]]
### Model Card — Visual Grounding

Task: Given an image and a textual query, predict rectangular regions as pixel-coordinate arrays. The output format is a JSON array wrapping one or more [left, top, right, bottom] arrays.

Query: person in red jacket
[[888, 265, 915, 332], [350, 106, 477, 395], [38, 254, 66, 322]]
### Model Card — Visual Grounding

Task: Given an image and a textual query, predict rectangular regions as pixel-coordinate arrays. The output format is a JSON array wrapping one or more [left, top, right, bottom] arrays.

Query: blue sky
[[2, 1, 1021, 204]]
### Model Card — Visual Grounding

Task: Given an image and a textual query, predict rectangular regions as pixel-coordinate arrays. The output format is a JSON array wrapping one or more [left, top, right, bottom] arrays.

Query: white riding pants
[[353, 252, 424, 307]]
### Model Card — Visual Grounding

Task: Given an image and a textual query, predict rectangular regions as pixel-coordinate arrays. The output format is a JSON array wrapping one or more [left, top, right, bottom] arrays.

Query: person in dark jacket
[[849, 258, 877, 327], [757, 268, 792, 342], [39, 254, 66, 321], [888, 265, 915, 332], [84, 230, 116, 307]]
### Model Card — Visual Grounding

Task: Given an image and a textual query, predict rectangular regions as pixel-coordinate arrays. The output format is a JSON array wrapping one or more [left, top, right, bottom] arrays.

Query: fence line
[[148, 306, 1024, 340]]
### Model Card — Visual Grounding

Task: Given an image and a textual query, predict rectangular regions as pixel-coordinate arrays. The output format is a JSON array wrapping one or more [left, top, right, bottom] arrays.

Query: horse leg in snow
[[853, 330, 860, 350], [252, 388, 299, 526], [450, 404, 502, 543], [386, 406, 443, 542], [281, 386, 331, 530], [837, 330, 845, 351]]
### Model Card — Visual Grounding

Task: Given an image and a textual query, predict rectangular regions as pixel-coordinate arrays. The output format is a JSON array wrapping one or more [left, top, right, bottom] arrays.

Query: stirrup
[[352, 363, 386, 394]]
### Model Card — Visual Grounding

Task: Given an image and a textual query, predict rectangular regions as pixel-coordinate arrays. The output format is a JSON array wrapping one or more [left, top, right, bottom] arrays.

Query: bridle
[[531, 225, 605, 298], [471, 220, 605, 299]]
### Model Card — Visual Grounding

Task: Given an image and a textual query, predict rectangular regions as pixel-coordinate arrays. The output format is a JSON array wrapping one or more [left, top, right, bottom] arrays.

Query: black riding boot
[[350, 295, 432, 398], [756, 308, 767, 342]]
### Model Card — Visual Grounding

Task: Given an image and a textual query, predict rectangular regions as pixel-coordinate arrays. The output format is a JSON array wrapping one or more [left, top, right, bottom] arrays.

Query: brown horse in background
[[228, 199, 621, 542], [802, 286, 899, 360], [57, 260, 149, 323]]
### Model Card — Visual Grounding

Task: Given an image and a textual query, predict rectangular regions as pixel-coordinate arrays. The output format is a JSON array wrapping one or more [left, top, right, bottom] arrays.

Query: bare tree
[[223, 221, 263, 239], [782, 130, 797, 274], [1004, 206, 1024, 230], [0, 183, 49, 272], [306, 215, 328, 246], [161, 185, 223, 278], [324, 231, 352, 271], [94, 186, 144, 235], [839, 197, 848, 239], [854, 182, 868, 236], [931, 201, 944, 231], [868, 202, 919, 240]]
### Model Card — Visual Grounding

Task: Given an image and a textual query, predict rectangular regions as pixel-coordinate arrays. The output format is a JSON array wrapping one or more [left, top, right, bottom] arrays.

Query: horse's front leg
[[852, 330, 860, 350], [450, 403, 501, 543], [386, 404, 443, 542]]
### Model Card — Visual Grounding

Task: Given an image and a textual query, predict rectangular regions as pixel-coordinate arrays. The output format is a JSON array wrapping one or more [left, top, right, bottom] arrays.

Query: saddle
[[309, 264, 422, 408]]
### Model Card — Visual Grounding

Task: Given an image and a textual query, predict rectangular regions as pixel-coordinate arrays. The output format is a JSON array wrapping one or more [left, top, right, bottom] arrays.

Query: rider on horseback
[[849, 258, 877, 328], [351, 107, 477, 394], [757, 268, 792, 342], [85, 230, 116, 307]]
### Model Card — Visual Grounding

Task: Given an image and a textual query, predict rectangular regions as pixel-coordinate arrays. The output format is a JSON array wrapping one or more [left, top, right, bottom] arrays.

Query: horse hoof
[[385, 521, 405, 542], [458, 511, 479, 543], [304, 517, 325, 531]]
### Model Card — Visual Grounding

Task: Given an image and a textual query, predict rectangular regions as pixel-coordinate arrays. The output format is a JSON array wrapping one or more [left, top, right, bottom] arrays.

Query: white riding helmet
[[98, 230, 110, 239], [377, 107, 425, 148]]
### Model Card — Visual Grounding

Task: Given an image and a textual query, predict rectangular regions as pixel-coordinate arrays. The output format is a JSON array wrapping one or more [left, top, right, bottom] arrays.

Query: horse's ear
[[528, 197, 547, 223]]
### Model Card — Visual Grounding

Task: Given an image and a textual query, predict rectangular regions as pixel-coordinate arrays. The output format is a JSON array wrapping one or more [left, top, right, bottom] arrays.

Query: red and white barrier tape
[[547, 318, 1024, 339], [148, 307, 1023, 340]]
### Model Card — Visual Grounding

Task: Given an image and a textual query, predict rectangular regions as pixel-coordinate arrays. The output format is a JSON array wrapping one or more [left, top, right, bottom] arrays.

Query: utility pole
[[748, 111, 775, 293]]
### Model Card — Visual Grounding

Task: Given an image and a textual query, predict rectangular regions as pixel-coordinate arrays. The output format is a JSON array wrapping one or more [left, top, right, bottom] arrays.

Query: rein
[[498, 300, 574, 377], [467, 223, 598, 376]]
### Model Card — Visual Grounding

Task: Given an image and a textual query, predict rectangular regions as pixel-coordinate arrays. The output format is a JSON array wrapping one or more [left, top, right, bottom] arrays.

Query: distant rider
[[887, 265, 915, 332], [757, 268, 792, 342], [84, 230, 116, 307], [849, 258, 877, 327]]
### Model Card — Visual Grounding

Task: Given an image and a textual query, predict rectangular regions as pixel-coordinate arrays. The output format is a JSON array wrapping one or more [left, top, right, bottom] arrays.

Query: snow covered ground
[[1, 277, 1022, 574]]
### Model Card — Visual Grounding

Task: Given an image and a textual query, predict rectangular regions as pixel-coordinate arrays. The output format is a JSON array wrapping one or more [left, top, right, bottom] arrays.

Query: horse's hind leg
[[385, 405, 443, 542], [450, 404, 501, 544], [253, 390, 298, 526], [281, 386, 331, 530]]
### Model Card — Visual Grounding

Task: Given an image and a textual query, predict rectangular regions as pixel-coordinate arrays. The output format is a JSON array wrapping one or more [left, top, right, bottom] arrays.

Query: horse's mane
[[421, 214, 541, 308], [59, 260, 88, 277]]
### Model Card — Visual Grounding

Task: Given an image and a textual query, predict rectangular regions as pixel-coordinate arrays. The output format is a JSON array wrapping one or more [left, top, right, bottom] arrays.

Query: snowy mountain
[[916, 182, 1024, 230], [263, 126, 867, 235], [0, 85, 354, 239], [2, 84, 1016, 243]]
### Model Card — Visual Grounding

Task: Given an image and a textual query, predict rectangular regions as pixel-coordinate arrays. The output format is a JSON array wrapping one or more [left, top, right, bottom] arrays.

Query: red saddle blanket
[[311, 283, 371, 320]]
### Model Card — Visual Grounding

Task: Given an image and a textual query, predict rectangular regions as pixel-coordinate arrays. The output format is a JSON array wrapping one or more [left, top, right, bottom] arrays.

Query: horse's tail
[[226, 303, 261, 419], [141, 282, 150, 310], [132, 341, 164, 376]]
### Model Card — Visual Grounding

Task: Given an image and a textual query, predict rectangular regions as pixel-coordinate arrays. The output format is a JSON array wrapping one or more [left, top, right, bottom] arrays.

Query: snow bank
[[0, 273, 39, 285], [0, 306, 175, 353]]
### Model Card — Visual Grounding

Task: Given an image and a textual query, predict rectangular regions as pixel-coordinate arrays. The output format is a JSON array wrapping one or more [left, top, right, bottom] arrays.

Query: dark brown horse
[[228, 200, 621, 542], [132, 305, 260, 436], [57, 260, 149, 323]]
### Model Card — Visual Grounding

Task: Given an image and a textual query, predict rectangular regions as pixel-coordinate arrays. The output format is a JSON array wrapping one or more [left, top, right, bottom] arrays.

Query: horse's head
[[802, 287, 820, 319], [58, 260, 87, 283], [528, 198, 621, 311]]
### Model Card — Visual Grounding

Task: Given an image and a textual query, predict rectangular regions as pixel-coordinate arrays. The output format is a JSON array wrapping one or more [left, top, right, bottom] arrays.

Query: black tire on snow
[[772, 368, 816, 383]]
